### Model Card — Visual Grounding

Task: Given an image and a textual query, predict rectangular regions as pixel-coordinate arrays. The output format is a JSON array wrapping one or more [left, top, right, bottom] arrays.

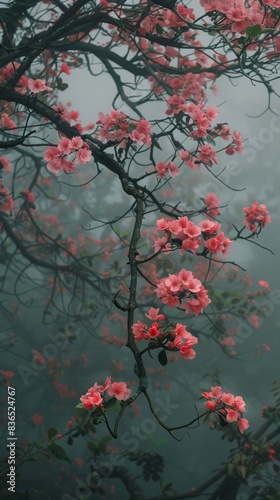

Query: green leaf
[[153, 138, 162, 150], [206, 136, 216, 146], [58, 83, 68, 91], [104, 398, 117, 409], [47, 428, 58, 441], [158, 350, 168, 366], [48, 444, 71, 463], [245, 24, 262, 38]]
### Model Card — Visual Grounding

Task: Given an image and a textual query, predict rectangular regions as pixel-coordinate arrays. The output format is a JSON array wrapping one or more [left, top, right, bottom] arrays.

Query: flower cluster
[[132, 307, 198, 359], [44, 136, 92, 174], [200, 0, 273, 36], [204, 192, 221, 218], [96, 110, 151, 147], [28, 78, 53, 94], [80, 376, 131, 410], [155, 269, 211, 315], [155, 160, 181, 179], [202, 386, 250, 434], [243, 201, 271, 233], [154, 215, 232, 257]]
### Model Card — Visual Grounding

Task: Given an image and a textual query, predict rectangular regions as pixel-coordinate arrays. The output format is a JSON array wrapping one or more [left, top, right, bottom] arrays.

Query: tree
[[0, 0, 279, 498]]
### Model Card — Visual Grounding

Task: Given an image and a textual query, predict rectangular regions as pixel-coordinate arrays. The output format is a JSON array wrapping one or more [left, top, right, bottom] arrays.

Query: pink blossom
[[167, 161, 181, 177], [156, 161, 168, 178], [221, 392, 235, 406], [22, 190, 35, 203], [58, 137, 72, 155], [205, 401, 216, 410], [46, 158, 62, 174], [145, 308, 165, 321], [28, 78, 53, 93], [251, 315, 260, 329], [238, 418, 250, 433], [0, 156, 12, 171], [198, 144, 218, 166], [179, 149, 190, 160], [70, 136, 84, 150], [258, 280, 270, 288], [243, 201, 271, 232], [204, 192, 221, 218], [209, 386, 223, 398], [132, 320, 147, 341], [60, 62, 71, 75], [147, 322, 160, 338], [180, 345, 196, 359], [226, 408, 240, 422], [75, 147, 91, 164], [107, 382, 131, 401], [43, 146, 60, 162], [98, 376, 112, 392], [234, 396, 246, 413]]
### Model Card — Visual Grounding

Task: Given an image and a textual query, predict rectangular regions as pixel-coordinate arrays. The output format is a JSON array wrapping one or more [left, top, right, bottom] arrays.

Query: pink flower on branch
[[202, 386, 249, 434], [132, 310, 198, 360], [154, 215, 231, 258], [243, 201, 271, 233], [80, 377, 131, 410], [155, 268, 211, 316], [107, 382, 131, 401], [28, 78, 53, 93]]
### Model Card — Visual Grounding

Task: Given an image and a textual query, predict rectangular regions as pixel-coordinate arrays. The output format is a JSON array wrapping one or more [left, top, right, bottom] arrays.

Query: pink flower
[[145, 308, 165, 321], [243, 202, 271, 232], [107, 382, 131, 401], [238, 417, 250, 433], [198, 144, 218, 166], [180, 345, 196, 359], [58, 137, 72, 155], [156, 161, 168, 178], [43, 146, 60, 162], [75, 147, 91, 164], [226, 408, 240, 422], [205, 401, 216, 410], [148, 322, 160, 338], [70, 137, 84, 150], [221, 392, 235, 406], [234, 396, 246, 413], [21, 190, 35, 203], [0, 156, 12, 171], [80, 388, 103, 409], [28, 78, 53, 93], [46, 158, 62, 174], [258, 280, 270, 289], [251, 315, 260, 329], [60, 62, 71, 75], [98, 376, 111, 392], [204, 192, 221, 218], [132, 320, 147, 341], [210, 386, 223, 398], [167, 161, 181, 177]]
